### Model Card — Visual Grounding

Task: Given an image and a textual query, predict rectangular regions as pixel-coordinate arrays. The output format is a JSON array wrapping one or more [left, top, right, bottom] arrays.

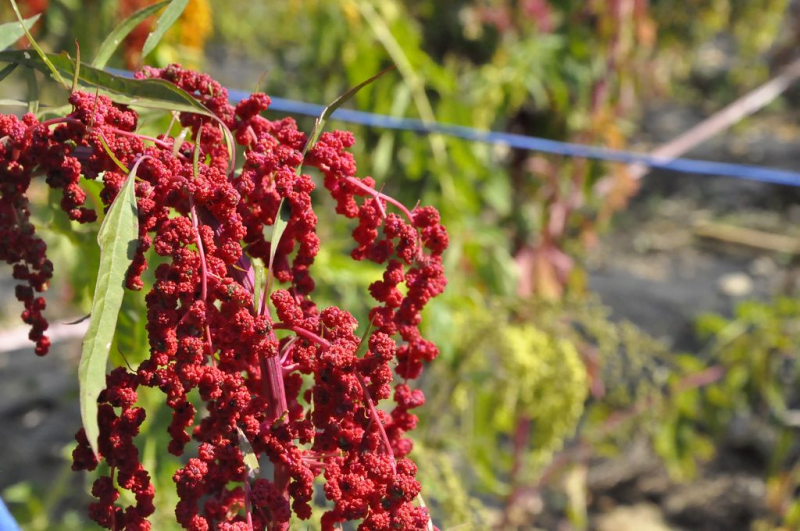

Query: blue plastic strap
[[108, 68, 800, 187], [0, 497, 21, 531]]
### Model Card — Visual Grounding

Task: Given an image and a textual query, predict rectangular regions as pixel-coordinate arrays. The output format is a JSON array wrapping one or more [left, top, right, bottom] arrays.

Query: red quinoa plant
[[0, 11, 448, 528]]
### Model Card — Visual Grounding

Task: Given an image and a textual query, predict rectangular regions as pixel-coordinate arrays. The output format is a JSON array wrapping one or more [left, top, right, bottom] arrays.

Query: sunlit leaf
[[0, 49, 219, 118], [79, 154, 142, 456], [97, 133, 129, 173], [301, 65, 396, 160], [252, 257, 265, 313], [141, 0, 189, 60], [93, 0, 171, 69], [355, 319, 374, 359], [266, 199, 291, 295], [236, 427, 260, 478], [8, 1, 66, 87], [0, 13, 39, 50]]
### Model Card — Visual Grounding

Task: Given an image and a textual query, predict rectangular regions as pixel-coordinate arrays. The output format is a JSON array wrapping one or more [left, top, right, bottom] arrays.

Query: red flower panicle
[[2, 64, 448, 530]]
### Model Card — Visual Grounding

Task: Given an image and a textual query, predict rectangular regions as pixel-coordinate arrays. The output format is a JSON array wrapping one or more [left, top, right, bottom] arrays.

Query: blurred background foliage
[[2, 0, 800, 529]]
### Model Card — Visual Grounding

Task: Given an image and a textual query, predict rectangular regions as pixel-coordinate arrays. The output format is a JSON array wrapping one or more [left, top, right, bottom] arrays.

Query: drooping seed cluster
[[1, 64, 447, 530]]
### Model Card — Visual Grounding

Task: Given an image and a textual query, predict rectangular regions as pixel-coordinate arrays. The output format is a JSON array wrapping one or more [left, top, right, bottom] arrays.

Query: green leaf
[[236, 427, 260, 478], [266, 200, 291, 295], [0, 98, 29, 106], [97, 133, 129, 173], [0, 13, 39, 50], [25, 67, 37, 114], [355, 319, 374, 359], [301, 65, 396, 160], [93, 0, 171, 69], [252, 257, 265, 313], [8, 0, 67, 88], [0, 49, 236, 173], [0, 49, 218, 118], [264, 67, 395, 297], [173, 126, 190, 157], [192, 127, 202, 177], [141, 0, 189, 60], [79, 156, 141, 456], [0, 62, 17, 82]]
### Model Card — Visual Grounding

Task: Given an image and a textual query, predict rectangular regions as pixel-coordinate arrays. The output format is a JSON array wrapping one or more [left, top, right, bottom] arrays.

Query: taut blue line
[[108, 68, 800, 188]]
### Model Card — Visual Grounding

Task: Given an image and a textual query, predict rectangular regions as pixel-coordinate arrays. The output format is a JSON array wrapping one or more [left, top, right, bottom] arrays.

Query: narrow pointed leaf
[[8, 0, 66, 87], [173, 126, 190, 157], [0, 50, 236, 174], [141, 0, 189, 59], [266, 200, 291, 295], [192, 127, 202, 177], [252, 257, 265, 313], [265, 67, 395, 296], [79, 158, 141, 456], [355, 320, 375, 359], [0, 63, 17, 82], [93, 0, 170, 69], [0, 98, 29, 106], [97, 133, 129, 173], [301, 65, 396, 159], [0, 13, 39, 50], [70, 42, 80, 94], [64, 314, 91, 325], [237, 427, 260, 478], [0, 50, 218, 118], [25, 67, 37, 114]]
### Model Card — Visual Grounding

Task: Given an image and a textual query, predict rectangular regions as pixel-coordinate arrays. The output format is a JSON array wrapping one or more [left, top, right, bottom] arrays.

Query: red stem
[[344, 176, 414, 222], [243, 471, 254, 531], [258, 325, 290, 531], [190, 199, 214, 364], [272, 323, 331, 348], [269, 323, 396, 469], [355, 371, 397, 474]]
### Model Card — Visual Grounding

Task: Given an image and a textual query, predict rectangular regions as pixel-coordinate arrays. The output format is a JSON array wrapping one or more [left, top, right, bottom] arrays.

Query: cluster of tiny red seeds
[[1, 64, 448, 530]]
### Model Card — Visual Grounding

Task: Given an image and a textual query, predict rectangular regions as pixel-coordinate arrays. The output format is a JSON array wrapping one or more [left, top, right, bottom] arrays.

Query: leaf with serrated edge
[[79, 155, 141, 456], [8, 1, 66, 87], [0, 13, 39, 50], [141, 0, 189, 59], [93, 0, 170, 69]]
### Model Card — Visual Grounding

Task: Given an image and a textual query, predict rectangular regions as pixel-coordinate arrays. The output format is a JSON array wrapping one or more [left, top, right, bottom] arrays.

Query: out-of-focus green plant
[[415, 295, 677, 528], [0, 0, 211, 68], [652, 0, 792, 101], [652, 298, 800, 530]]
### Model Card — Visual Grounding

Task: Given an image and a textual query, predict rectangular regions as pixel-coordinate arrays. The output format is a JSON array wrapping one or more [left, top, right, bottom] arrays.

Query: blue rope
[[109, 69, 800, 187], [0, 497, 20, 531]]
